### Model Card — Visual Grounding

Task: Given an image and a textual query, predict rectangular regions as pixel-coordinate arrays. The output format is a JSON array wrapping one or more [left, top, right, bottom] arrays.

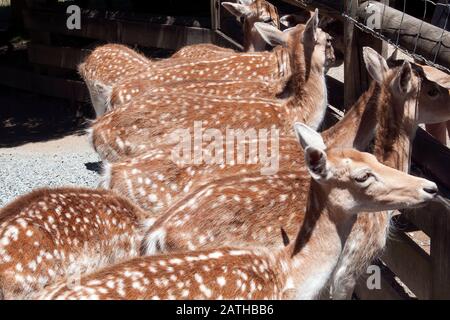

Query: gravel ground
[[0, 134, 101, 207]]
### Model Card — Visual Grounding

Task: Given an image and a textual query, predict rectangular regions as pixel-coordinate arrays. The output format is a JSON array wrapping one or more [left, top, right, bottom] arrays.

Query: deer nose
[[422, 182, 438, 197]]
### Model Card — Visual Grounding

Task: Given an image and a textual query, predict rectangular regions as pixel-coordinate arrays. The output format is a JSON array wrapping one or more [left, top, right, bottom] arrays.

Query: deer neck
[[243, 21, 267, 52], [374, 90, 418, 171], [286, 48, 328, 130], [276, 180, 355, 299], [323, 81, 380, 150]]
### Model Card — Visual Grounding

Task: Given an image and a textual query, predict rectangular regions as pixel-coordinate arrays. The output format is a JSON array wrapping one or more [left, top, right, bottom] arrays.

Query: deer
[[90, 12, 334, 162], [105, 9, 335, 109], [108, 79, 286, 108], [171, 0, 281, 59], [78, 44, 152, 117], [35, 123, 438, 300], [113, 49, 448, 300], [0, 188, 155, 300], [79, 0, 281, 117], [280, 10, 344, 67], [100, 48, 450, 216], [420, 64, 450, 145], [327, 52, 450, 300]]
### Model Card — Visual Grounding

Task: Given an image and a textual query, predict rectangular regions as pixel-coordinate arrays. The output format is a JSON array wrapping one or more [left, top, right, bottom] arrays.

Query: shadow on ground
[[0, 85, 94, 148]]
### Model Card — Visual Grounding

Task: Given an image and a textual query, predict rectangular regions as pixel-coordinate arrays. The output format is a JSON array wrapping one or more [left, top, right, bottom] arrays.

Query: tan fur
[[35, 146, 436, 300], [92, 24, 331, 162], [109, 79, 285, 109], [0, 188, 150, 300], [329, 60, 448, 299]]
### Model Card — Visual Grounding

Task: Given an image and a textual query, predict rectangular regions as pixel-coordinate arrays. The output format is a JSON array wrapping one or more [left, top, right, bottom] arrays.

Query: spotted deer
[[328, 50, 450, 300], [78, 44, 152, 117], [119, 49, 448, 299], [107, 9, 334, 109], [280, 11, 344, 67], [171, 0, 281, 59], [419, 64, 450, 145], [35, 123, 437, 300], [108, 79, 285, 108], [91, 13, 333, 162], [80, 0, 281, 117], [101, 49, 450, 216], [0, 188, 153, 300]]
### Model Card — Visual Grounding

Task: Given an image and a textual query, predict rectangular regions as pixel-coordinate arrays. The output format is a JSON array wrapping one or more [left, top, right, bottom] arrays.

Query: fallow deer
[[101, 49, 450, 216], [91, 13, 333, 162], [280, 11, 344, 67], [107, 9, 334, 109], [171, 0, 281, 59], [78, 44, 151, 117], [0, 188, 151, 300], [35, 123, 437, 300], [117, 49, 448, 299], [80, 0, 281, 117], [328, 50, 450, 300], [108, 79, 285, 108]]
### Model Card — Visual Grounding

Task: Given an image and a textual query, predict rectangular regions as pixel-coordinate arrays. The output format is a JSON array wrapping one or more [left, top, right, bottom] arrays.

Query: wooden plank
[[280, 0, 344, 20], [23, 9, 216, 51], [0, 65, 89, 102], [358, 1, 450, 71], [431, 197, 450, 299], [382, 231, 432, 299], [354, 262, 410, 300], [27, 43, 91, 70]]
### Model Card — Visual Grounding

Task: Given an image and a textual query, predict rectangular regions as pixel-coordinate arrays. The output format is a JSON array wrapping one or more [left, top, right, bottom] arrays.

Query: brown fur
[[0, 187, 149, 299], [35, 147, 435, 300], [92, 24, 330, 162]]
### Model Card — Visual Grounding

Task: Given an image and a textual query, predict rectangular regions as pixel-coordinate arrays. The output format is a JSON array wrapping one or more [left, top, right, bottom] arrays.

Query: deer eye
[[354, 172, 371, 183], [428, 86, 440, 98]]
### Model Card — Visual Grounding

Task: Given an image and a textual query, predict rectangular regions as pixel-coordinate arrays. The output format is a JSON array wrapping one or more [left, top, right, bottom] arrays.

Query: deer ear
[[254, 22, 288, 47], [222, 2, 252, 18], [304, 146, 329, 180], [393, 61, 413, 95], [302, 8, 319, 44], [293, 122, 326, 151], [238, 0, 254, 5], [363, 46, 389, 84]]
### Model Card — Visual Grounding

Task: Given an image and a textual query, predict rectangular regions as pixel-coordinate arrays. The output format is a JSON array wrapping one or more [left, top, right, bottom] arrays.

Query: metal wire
[[341, 0, 450, 74]]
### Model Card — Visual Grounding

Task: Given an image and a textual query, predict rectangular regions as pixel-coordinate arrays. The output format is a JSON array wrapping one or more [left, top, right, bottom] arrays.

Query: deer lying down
[[36, 123, 437, 300], [127, 49, 449, 298], [108, 78, 286, 108], [172, 0, 281, 59], [91, 14, 332, 162], [107, 10, 334, 109], [0, 188, 151, 300], [79, 0, 280, 117], [78, 44, 151, 117], [102, 49, 450, 217]]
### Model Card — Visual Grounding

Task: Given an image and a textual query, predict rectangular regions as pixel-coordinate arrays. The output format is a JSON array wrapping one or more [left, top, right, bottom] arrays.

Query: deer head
[[294, 123, 438, 215], [364, 47, 450, 126], [222, 0, 280, 51], [254, 9, 335, 75], [280, 11, 342, 68]]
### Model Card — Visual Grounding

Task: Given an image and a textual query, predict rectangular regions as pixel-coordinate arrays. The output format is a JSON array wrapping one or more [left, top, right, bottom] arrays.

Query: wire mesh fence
[[343, 0, 450, 73]]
